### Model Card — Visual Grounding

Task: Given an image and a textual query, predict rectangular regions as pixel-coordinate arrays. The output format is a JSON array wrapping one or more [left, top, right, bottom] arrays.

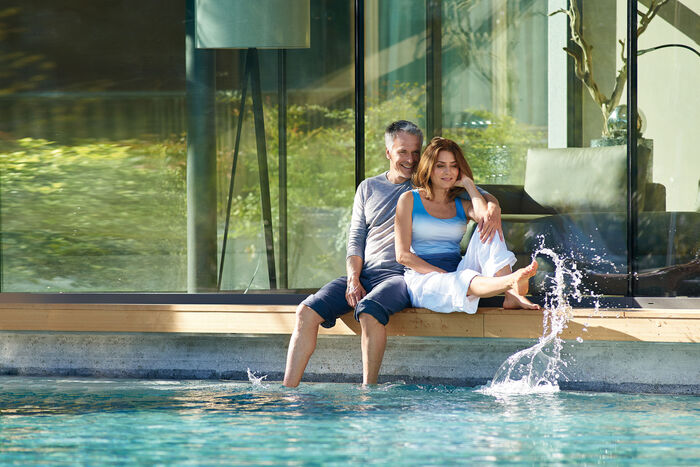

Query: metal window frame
[[626, 0, 639, 297]]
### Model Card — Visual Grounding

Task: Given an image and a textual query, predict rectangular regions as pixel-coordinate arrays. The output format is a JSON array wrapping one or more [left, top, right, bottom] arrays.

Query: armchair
[[463, 145, 697, 296]]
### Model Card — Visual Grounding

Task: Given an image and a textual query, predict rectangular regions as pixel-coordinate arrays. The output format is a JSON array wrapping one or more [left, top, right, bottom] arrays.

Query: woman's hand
[[458, 173, 473, 189]]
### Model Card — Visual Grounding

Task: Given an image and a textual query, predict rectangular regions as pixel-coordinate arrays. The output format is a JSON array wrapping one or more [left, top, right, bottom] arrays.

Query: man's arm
[[345, 183, 368, 307], [457, 176, 503, 243], [345, 255, 366, 307]]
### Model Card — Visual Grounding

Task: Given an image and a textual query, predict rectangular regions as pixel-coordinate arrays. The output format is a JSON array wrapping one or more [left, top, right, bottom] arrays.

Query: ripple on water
[[0, 376, 699, 465]]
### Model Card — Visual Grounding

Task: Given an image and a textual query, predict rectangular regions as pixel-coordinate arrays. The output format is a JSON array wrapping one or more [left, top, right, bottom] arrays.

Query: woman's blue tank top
[[410, 190, 467, 272]]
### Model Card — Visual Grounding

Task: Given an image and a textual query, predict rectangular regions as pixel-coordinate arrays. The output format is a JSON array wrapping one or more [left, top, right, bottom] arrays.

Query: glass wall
[[1, 1, 697, 299], [0, 0, 188, 292], [635, 1, 700, 296], [364, 0, 426, 175], [216, 1, 355, 291]]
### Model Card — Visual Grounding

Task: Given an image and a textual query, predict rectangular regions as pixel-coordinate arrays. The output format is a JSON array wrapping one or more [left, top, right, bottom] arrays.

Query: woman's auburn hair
[[412, 136, 473, 200]]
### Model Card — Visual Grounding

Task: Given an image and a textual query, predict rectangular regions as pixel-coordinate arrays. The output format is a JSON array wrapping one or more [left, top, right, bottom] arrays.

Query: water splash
[[246, 368, 268, 388], [481, 239, 600, 396]]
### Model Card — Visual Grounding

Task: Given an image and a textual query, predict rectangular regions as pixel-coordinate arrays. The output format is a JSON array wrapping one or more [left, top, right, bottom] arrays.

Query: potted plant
[[551, 0, 668, 142]]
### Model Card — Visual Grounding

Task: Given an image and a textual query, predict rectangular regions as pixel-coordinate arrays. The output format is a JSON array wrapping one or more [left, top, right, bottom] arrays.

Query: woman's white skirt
[[404, 234, 516, 314]]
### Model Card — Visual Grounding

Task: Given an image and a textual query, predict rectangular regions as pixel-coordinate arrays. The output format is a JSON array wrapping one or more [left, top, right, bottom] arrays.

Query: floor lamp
[[195, 0, 310, 291]]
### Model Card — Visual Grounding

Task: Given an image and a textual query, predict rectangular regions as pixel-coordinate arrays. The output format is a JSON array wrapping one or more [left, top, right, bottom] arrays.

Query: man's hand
[[345, 276, 366, 308], [477, 201, 503, 243]]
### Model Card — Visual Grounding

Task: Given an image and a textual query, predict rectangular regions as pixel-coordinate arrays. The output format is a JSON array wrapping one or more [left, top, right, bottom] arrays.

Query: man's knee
[[357, 277, 409, 323], [358, 311, 385, 331], [295, 304, 325, 330], [358, 312, 379, 325]]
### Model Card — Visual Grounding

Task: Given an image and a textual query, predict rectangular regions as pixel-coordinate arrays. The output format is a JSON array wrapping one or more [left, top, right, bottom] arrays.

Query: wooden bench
[[1, 303, 699, 343]]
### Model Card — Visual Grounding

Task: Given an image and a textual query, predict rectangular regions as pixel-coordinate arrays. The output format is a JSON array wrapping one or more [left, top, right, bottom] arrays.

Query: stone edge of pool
[[0, 303, 699, 395]]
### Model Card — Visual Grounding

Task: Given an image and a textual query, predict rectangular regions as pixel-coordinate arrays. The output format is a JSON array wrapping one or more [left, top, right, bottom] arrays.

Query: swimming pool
[[1, 376, 698, 464]]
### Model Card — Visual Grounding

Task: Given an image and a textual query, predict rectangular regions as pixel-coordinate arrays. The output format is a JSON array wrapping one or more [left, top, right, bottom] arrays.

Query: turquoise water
[[1, 377, 699, 465]]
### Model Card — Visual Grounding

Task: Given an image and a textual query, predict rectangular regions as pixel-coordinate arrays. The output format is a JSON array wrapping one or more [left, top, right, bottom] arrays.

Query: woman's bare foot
[[503, 290, 541, 309], [503, 261, 540, 309]]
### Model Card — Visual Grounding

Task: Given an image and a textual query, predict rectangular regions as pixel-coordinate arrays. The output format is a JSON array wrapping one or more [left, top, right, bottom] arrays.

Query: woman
[[394, 137, 540, 313]]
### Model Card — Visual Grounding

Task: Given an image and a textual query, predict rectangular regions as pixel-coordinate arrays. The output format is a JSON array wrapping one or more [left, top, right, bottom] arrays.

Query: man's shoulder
[[360, 172, 389, 187], [355, 173, 387, 198], [360, 172, 412, 193]]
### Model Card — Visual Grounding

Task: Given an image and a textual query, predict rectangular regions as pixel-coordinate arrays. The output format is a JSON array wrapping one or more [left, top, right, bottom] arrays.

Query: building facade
[[1, 0, 698, 304]]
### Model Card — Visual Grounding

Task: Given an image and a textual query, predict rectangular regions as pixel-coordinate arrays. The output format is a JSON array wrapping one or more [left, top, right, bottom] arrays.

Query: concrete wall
[[1, 332, 698, 395]]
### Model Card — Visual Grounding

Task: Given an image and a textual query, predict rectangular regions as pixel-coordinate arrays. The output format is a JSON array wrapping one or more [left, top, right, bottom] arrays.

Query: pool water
[[1, 376, 699, 465]]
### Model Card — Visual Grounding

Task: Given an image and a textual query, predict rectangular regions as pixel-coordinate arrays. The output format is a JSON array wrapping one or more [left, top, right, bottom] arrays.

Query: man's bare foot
[[510, 260, 538, 297], [503, 289, 541, 310]]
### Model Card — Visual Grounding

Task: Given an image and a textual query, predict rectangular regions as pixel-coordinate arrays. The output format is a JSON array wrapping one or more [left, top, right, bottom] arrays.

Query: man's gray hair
[[384, 120, 423, 150]]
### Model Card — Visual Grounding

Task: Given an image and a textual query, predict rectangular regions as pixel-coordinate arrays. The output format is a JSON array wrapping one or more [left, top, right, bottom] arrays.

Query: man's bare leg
[[359, 313, 386, 386], [494, 264, 541, 310], [283, 304, 325, 387], [468, 260, 538, 300]]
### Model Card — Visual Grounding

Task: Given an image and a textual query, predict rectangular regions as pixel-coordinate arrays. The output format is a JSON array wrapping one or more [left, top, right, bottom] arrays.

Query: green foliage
[[443, 109, 546, 184], [1, 137, 186, 290]]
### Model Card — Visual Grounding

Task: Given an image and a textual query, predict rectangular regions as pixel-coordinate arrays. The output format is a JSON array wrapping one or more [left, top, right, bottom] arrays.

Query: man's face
[[386, 132, 421, 182]]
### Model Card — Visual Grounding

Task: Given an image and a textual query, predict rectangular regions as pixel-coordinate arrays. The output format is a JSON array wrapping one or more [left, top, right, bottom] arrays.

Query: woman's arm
[[458, 174, 487, 214], [395, 192, 447, 274], [459, 175, 503, 242], [461, 198, 475, 220]]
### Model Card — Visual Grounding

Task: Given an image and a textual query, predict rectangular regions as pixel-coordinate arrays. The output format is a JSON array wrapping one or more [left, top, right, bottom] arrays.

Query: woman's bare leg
[[468, 260, 538, 299]]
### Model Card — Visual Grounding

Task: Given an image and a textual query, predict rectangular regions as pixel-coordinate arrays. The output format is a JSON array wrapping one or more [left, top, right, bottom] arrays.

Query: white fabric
[[404, 234, 517, 314]]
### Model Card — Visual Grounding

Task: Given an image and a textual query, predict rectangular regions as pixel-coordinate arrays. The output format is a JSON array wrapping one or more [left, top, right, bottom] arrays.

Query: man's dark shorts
[[301, 268, 410, 328]]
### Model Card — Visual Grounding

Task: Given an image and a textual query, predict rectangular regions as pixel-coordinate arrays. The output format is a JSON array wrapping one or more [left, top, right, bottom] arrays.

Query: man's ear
[[385, 147, 391, 160]]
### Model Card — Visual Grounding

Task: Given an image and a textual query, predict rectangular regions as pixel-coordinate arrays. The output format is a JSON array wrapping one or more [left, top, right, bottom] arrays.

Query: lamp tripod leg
[[218, 53, 249, 290], [249, 48, 278, 289]]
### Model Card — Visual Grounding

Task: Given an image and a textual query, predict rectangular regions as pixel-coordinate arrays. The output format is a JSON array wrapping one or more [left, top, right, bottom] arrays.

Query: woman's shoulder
[[401, 188, 424, 200], [397, 190, 418, 207], [398, 190, 414, 201]]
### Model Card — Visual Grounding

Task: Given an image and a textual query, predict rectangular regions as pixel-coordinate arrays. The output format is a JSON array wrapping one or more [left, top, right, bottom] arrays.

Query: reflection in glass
[[636, 1, 700, 296], [216, 1, 355, 291], [1, 1, 697, 299], [0, 1, 187, 292]]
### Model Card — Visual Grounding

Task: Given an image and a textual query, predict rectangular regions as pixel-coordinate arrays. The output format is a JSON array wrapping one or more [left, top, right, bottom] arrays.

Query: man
[[282, 121, 504, 387]]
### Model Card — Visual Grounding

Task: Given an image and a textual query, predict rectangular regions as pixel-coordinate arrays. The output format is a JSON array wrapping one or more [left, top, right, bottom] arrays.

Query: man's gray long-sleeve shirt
[[346, 173, 413, 273], [346, 172, 489, 274]]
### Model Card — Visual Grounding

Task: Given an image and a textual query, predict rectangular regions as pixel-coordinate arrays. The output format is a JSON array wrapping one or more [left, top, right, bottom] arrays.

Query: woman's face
[[430, 150, 459, 191]]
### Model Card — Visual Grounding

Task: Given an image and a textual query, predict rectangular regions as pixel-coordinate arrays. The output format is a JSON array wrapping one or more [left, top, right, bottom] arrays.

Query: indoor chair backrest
[[523, 145, 651, 213]]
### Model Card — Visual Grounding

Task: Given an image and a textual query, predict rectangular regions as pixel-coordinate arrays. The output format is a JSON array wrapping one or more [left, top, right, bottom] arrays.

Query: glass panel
[[364, 0, 426, 174], [442, 0, 630, 297], [216, 0, 355, 291], [5, 1, 695, 301], [636, 1, 700, 296], [0, 1, 187, 292], [442, 0, 548, 185]]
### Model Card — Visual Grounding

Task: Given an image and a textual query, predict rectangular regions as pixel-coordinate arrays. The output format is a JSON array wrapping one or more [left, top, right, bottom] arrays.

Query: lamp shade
[[195, 0, 310, 49]]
